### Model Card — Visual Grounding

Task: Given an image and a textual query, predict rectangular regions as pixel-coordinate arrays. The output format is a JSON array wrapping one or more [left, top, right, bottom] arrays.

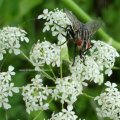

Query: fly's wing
[[85, 20, 103, 37], [64, 9, 83, 31]]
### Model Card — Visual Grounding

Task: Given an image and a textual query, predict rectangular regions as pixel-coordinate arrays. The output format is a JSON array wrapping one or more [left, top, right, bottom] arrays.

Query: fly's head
[[66, 25, 75, 40]]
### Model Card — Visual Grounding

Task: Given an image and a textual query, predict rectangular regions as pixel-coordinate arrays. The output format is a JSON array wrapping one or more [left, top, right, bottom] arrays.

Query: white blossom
[[95, 81, 120, 120], [30, 40, 60, 71], [0, 26, 29, 60], [38, 9, 49, 19], [69, 40, 119, 85], [70, 56, 104, 85], [22, 74, 52, 114], [90, 40, 119, 76], [52, 76, 83, 104], [38, 8, 72, 46], [48, 105, 79, 120], [0, 65, 19, 109]]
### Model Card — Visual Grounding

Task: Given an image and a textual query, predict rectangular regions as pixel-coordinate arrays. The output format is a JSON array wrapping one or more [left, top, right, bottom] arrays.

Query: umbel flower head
[[0, 66, 19, 109], [90, 40, 119, 76], [0, 26, 29, 60], [95, 81, 120, 120], [22, 75, 52, 114], [30, 40, 60, 71], [38, 8, 72, 45], [52, 76, 83, 105], [48, 105, 84, 120], [70, 55, 104, 85]]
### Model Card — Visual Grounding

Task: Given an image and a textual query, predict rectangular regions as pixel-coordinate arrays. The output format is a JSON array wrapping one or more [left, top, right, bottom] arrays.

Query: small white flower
[[95, 81, 120, 120], [52, 76, 82, 104], [90, 40, 119, 76], [48, 105, 84, 120], [0, 65, 19, 109], [0, 26, 29, 60], [105, 81, 117, 92], [38, 8, 72, 46], [38, 9, 49, 19], [30, 40, 60, 71], [22, 74, 52, 114], [8, 65, 15, 76], [70, 56, 104, 85]]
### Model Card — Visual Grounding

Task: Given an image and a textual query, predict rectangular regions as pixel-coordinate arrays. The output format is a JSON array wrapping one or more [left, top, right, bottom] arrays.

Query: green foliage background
[[0, 0, 120, 120]]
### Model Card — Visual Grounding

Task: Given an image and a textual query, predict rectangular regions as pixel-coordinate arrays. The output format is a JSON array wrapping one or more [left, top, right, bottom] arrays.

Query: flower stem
[[0, 54, 8, 71], [20, 50, 55, 82], [20, 50, 32, 64], [49, 65, 56, 79], [40, 70, 55, 82], [48, 86, 55, 89], [112, 66, 120, 70], [62, 103, 64, 109], [60, 46, 63, 78], [82, 92, 94, 99], [5, 110, 8, 120], [61, 0, 120, 51]]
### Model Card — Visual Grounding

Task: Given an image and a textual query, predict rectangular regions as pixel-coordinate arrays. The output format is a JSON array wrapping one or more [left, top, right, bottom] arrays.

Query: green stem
[[21, 50, 55, 82], [18, 87, 23, 90], [49, 65, 56, 79], [61, 0, 120, 51], [60, 46, 63, 78], [40, 70, 55, 82], [62, 103, 64, 109], [82, 92, 94, 99], [33, 111, 43, 120], [112, 66, 120, 70], [48, 86, 55, 89], [0, 54, 8, 71], [5, 110, 8, 120], [20, 50, 32, 64]]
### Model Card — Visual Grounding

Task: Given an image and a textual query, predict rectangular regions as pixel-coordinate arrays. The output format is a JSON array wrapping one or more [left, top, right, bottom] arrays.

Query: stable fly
[[58, 9, 103, 65]]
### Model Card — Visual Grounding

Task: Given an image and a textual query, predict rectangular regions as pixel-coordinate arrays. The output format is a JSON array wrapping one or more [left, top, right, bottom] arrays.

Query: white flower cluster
[[95, 81, 120, 120], [30, 40, 60, 71], [0, 66, 19, 109], [70, 56, 104, 85], [70, 40, 119, 85], [48, 105, 84, 120], [38, 8, 71, 45], [0, 26, 29, 60], [22, 75, 52, 114], [52, 76, 83, 104], [90, 40, 119, 76]]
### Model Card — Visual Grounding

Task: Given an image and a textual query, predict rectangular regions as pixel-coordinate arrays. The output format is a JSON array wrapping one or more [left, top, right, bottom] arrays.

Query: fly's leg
[[72, 44, 77, 66], [79, 43, 93, 65], [79, 51, 86, 65], [83, 43, 93, 56], [57, 28, 71, 46], [53, 23, 72, 46]]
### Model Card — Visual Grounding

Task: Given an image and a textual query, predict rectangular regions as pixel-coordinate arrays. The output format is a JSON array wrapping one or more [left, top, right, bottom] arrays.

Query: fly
[[57, 9, 103, 65]]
